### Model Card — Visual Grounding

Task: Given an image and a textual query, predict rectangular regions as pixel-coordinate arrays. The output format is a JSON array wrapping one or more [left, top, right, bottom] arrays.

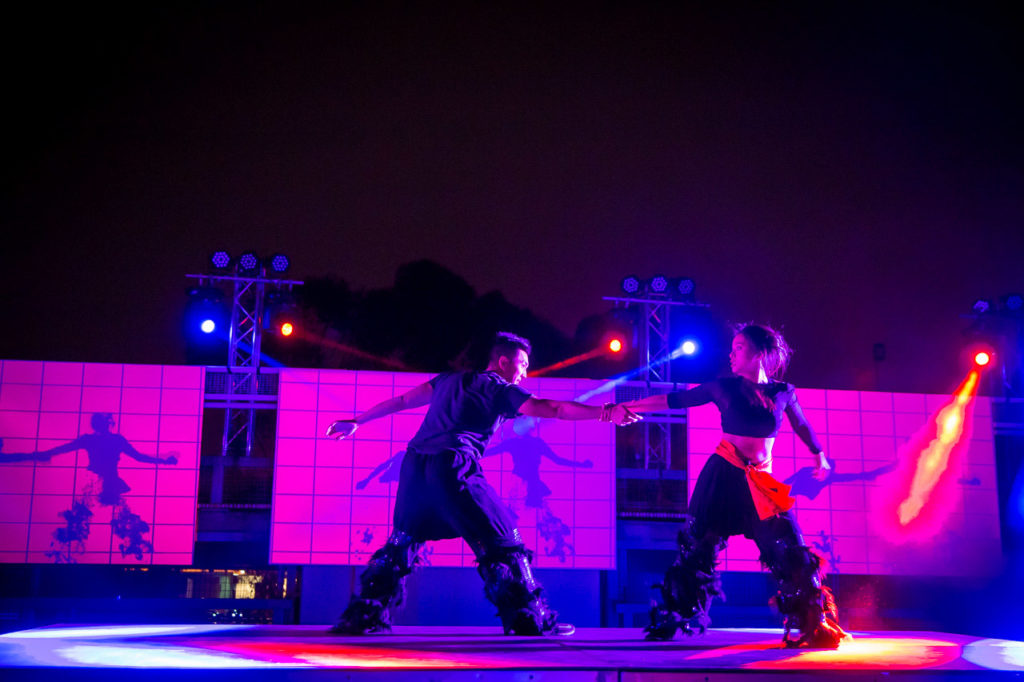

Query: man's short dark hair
[[489, 332, 531, 365]]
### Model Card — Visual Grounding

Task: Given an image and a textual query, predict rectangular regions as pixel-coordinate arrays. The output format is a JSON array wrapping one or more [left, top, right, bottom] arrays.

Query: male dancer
[[325, 332, 639, 636]]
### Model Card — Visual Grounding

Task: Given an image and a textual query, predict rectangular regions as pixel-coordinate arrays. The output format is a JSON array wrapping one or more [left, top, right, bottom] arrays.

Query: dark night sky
[[3, 2, 1021, 394]]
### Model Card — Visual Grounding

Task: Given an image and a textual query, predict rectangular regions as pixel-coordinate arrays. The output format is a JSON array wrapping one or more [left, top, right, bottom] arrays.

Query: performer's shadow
[[484, 416, 592, 563], [356, 450, 405, 489], [13, 413, 178, 563], [786, 459, 897, 573]]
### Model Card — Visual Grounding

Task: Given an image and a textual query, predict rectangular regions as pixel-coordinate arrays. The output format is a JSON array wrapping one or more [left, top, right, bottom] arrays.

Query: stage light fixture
[[974, 351, 992, 367], [608, 338, 623, 353], [184, 286, 227, 341], [971, 299, 991, 315], [621, 276, 641, 294], [679, 339, 698, 356], [650, 275, 669, 293], [237, 251, 260, 274], [210, 250, 232, 271], [265, 291, 298, 338], [1004, 293, 1023, 311], [269, 253, 290, 273], [676, 277, 695, 297]]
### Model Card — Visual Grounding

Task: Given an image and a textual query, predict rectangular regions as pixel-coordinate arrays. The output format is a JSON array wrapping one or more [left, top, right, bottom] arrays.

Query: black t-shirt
[[406, 371, 532, 459], [666, 376, 824, 454]]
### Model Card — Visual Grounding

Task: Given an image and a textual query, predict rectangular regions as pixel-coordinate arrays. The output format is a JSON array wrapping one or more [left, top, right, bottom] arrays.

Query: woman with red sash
[[622, 323, 849, 648]]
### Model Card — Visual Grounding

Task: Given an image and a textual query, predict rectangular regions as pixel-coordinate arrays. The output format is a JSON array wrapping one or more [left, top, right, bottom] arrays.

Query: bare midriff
[[723, 433, 773, 467]]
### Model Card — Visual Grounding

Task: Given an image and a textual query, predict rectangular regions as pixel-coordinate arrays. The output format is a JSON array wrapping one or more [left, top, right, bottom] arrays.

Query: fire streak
[[897, 370, 979, 525]]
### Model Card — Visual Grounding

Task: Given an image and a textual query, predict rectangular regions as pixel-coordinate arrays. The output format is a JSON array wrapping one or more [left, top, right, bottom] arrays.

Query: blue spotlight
[[680, 339, 698, 355], [676, 277, 695, 297], [650, 275, 669, 293], [185, 286, 227, 341], [621, 275, 641, 294], [1005, 293, 1023, 311]]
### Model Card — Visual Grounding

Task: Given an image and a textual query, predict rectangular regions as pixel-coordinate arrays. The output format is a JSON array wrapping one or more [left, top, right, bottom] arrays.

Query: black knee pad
[[477, 546, 558, 635]]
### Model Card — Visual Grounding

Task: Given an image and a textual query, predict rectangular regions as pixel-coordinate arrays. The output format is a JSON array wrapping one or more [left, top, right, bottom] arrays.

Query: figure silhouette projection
[[31, 413, 178, 563], [485, 416, 591, 563]]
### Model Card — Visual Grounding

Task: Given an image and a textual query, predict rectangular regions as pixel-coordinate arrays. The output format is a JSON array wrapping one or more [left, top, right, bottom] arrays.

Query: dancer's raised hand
[[326, 420, 359, 440]]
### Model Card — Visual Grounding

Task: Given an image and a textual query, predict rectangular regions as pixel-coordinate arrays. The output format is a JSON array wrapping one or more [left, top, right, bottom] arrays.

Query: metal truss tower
[[186, 269, 302, 463], [604, 293, 707, 470]]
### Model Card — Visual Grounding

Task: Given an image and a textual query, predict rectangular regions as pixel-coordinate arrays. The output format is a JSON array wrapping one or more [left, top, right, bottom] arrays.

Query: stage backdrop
[[688, 387, 1001, 577], [271, 369, 616, 568], [0, 360, 202, 564]]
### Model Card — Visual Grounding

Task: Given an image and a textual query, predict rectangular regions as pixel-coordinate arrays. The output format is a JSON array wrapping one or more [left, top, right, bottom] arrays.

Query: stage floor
[[1, 624, 1022, 680]]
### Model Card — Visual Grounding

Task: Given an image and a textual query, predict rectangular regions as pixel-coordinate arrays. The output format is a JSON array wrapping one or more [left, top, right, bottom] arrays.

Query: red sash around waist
[[714, 440, 795, 521]]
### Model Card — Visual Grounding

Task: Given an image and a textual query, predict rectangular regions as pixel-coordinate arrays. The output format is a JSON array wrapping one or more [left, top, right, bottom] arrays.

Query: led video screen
[[0, 361, 202, 564], [271, 369, 616, 569]]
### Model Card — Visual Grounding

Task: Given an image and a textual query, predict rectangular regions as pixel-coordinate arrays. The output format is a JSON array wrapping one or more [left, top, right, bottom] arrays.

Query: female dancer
[[622, 323, 848, 648]]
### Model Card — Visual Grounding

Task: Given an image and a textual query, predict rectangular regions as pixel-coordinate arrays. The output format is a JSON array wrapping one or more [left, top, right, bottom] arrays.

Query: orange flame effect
[[897, 370, 979, 525]]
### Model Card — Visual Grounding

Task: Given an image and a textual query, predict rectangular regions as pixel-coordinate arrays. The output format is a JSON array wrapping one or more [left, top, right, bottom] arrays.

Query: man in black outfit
[[325, 332, 638, 636]]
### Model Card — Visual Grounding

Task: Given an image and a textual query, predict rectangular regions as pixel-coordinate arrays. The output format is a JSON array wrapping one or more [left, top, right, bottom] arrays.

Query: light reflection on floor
[[0, 624, 1021, 674]]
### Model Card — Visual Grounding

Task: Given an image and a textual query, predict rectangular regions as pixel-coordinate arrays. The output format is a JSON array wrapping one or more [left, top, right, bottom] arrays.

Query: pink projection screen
[[688, 387, 1001, 576], [271, 369, 616, 569], [0, 360, 202, 564]]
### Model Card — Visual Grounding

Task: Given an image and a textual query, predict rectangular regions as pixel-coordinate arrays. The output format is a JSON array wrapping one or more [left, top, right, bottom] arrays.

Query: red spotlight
[[973, 350, 991, 367], [280, 322, 294, 337], [608, 338, 623, 353]]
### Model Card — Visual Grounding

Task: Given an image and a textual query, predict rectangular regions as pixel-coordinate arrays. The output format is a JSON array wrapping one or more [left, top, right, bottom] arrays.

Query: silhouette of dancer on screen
[[485, 416, 592, 563], [34, 412, 178, 562], [485, 416, 593, 509]]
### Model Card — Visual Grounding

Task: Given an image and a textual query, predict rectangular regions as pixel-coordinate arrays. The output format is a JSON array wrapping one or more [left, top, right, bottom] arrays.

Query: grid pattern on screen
[[687, 387, 1000, 576], [0, 360, 203, 564], [271, 369, 616, 569]]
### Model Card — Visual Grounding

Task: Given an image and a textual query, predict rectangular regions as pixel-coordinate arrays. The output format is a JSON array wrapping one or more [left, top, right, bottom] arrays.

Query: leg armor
[[758, 523, 848, 648], [474, 541, 560, 635], [329, 530, 422, 635], [645, 516, 726, 641]]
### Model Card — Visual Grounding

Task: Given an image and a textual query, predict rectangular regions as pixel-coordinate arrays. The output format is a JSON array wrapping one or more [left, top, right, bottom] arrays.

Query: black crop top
[[666, 377, 824, 454]]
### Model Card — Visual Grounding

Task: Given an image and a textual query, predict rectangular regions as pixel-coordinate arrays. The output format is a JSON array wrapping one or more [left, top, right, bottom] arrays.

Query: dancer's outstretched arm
[[519, 398, 641, 426], [326, 381, 434, 440]]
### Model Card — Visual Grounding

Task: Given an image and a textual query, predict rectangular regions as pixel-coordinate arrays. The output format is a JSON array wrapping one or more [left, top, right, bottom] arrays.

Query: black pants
[[393, 448, 521, 552]]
